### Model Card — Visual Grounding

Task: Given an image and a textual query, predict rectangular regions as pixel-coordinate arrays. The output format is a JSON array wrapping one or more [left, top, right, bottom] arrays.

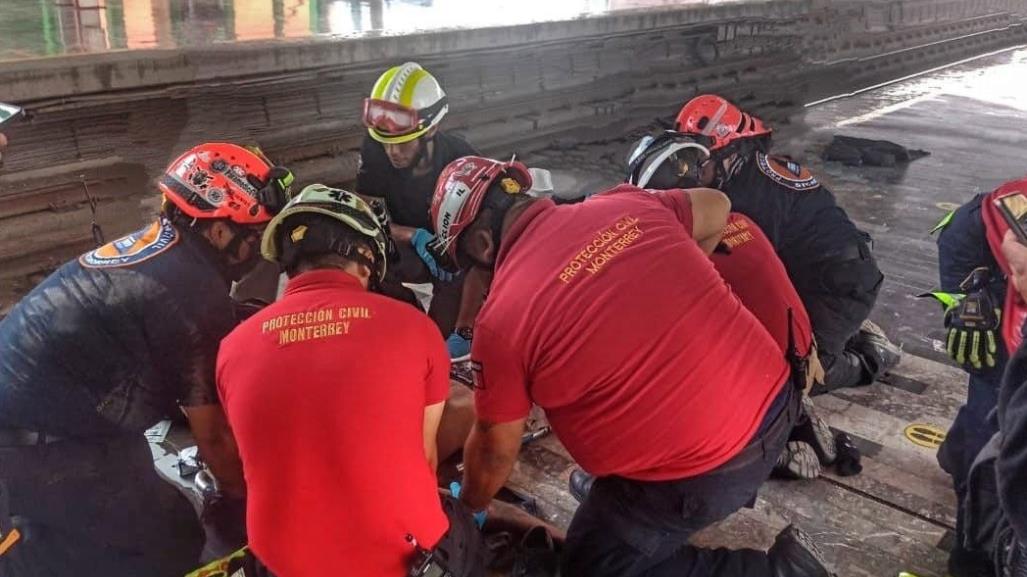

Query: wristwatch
[[455, 326, 474, 341]]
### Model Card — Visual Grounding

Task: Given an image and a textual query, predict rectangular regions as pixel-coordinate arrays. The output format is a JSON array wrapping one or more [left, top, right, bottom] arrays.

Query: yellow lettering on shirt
[[260, 306, 368, 346], [721, 219, 755, 249], [560, 216, 644, 284]]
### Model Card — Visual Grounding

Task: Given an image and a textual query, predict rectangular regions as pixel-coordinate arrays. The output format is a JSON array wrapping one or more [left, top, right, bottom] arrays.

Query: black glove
[[253, 166, 295, 215], [922, 267, 1002, 372]]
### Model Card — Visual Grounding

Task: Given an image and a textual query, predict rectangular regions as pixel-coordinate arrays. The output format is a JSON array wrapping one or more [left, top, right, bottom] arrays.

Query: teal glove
[[411, 228, 454, 282], [448, 482, 486, 529], [446, 332, 471, 360]]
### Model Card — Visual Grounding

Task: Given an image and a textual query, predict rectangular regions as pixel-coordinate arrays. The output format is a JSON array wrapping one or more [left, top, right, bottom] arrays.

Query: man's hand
[[460, 417, 526, 512], [1003, 230, 1027, 302], [183, 404, 246, 499], [0, 132, 8, 164], [411, 228, 454, 282]]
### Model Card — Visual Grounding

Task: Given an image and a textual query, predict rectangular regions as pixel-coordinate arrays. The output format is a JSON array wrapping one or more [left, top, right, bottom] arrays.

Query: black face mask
[[220, 226, 263, 283]]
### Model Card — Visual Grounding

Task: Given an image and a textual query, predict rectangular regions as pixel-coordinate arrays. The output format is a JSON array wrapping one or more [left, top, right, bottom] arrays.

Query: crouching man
[[430, 156, 836, 577], [216, 185, 484, 577]]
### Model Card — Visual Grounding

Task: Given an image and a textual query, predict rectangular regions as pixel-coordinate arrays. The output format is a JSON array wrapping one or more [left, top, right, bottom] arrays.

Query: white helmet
[[625, 131, 713, 189], [363, 62, 449, 145]]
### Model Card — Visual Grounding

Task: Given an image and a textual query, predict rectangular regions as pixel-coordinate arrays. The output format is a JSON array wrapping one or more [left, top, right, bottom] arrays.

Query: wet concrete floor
[[152, 46, 1027, 576], [503, 46, 1027, 576]]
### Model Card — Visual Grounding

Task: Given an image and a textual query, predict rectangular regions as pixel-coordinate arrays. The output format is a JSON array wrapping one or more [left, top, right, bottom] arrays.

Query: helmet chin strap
[[407, 132, 435, 173], [218, 223, 261, 282], [710, 143, 751, 189]]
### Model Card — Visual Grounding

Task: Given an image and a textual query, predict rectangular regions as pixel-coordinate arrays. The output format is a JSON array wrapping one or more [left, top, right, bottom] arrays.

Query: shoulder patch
[[755, 153, 820, 192], [80, 220, 180, 269]]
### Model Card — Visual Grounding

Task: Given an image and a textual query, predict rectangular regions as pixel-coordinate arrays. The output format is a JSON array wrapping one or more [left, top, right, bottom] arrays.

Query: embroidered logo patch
[[80, 220, 179, 268], [755, 153, 820, 191]]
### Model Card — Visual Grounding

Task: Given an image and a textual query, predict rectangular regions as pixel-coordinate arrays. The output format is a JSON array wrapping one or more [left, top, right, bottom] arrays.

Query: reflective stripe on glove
[[921, 289, 1001, 371], [412, 228, 454, 282]]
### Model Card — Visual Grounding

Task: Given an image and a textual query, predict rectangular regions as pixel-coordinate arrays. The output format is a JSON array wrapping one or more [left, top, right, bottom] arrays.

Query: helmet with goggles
[[262, 184, 390, 282], [430, 156, 533, 270], [625, 131, 713, 189], [363, 62, 449, 145]]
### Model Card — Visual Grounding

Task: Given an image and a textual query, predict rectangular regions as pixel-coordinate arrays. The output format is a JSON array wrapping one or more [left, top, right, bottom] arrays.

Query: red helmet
[[674, 94, 771, 151], [430, 156, 533, 264], [159, 143, 281, 225]]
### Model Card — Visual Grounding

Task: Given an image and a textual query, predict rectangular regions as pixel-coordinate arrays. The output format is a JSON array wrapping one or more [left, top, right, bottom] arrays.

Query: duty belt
[[0, 428, 63, 447]]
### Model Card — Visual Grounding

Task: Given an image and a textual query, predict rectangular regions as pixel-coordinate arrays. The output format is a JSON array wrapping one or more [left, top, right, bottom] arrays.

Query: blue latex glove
[[411, 228, 454, 282], [449, 482, 487, 529], [446, 332, 472, 360]]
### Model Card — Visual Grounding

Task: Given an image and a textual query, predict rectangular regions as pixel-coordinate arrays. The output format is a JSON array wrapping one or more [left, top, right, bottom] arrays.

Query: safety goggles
[[363, 98, 422, 137]]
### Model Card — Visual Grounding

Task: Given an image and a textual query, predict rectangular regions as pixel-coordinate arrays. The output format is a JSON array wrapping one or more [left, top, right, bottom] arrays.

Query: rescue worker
[[993, 229, 1027, 577], [927, 177, 1027, 577], [357, 61, 484, 355], [0, 143, 292, 577], [216, 184, 484, 577], [621, 132, 836, 479], [431, 155, 836, 577], [674, 94, 901, 393]]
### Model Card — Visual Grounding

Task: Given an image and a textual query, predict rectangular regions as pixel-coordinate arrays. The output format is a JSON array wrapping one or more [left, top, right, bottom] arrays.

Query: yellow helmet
[[362, 62, 449, 145]]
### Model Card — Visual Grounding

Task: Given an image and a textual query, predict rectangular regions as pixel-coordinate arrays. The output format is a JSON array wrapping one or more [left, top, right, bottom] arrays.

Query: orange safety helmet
[[674, 94, 772, 151], [159, 143, 284, 226]]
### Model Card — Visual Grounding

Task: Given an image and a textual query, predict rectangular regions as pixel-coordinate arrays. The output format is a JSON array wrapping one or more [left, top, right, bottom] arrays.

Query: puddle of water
[[0, 0, 737, 61]]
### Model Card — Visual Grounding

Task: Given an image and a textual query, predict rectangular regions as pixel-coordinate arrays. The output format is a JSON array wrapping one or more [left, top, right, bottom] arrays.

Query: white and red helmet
[[430, 156, 533, 265]]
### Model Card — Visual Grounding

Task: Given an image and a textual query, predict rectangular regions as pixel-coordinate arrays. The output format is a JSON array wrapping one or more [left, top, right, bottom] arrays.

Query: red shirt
[[217, 270, 450, 577], [471, 185, 789, 481], [712, 213, 813, 356]]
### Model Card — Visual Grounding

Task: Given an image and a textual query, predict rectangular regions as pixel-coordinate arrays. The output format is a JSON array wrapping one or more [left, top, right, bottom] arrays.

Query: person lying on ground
[[429, 155, 837, 577], [0, 143, 293, 577]]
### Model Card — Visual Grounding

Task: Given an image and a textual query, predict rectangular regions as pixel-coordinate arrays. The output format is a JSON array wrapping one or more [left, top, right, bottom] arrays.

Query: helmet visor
[[363, 98, 420, 137]]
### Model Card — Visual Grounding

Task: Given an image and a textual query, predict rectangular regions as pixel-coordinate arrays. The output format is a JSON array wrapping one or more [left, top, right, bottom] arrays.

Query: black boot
[[851, 320, 902, 379], [768, 525, 836, 577], [568, 469, 595, 504], [512, 526, 561, 577]]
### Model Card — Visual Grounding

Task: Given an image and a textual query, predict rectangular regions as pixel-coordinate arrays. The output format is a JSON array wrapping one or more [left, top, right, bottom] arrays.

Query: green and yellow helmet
[[261, 184, 389, 281], [362, 62, 449, 145]]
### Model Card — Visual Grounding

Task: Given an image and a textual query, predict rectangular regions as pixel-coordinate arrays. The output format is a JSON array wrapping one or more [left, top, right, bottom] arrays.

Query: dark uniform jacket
[[722, 151, 867, 273], [355, 132, 478, 231], [936, 193, 1009, 378], [999, 330, 1027, 546], [0, 219, 236, 438]]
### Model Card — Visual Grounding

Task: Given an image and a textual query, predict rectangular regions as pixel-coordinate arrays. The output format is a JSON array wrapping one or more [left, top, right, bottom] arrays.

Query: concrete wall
[[1, 0, 1025, 310]]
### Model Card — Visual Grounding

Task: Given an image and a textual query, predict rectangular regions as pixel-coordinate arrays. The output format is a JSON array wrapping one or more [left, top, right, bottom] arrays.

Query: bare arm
[[456, 267, 491, 329], [391, 223, 417, 244], [423, 400, 446, 472], [183, 404, 246, 499], [460, 417, 527, 511], [687, 188, 731, 255]]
